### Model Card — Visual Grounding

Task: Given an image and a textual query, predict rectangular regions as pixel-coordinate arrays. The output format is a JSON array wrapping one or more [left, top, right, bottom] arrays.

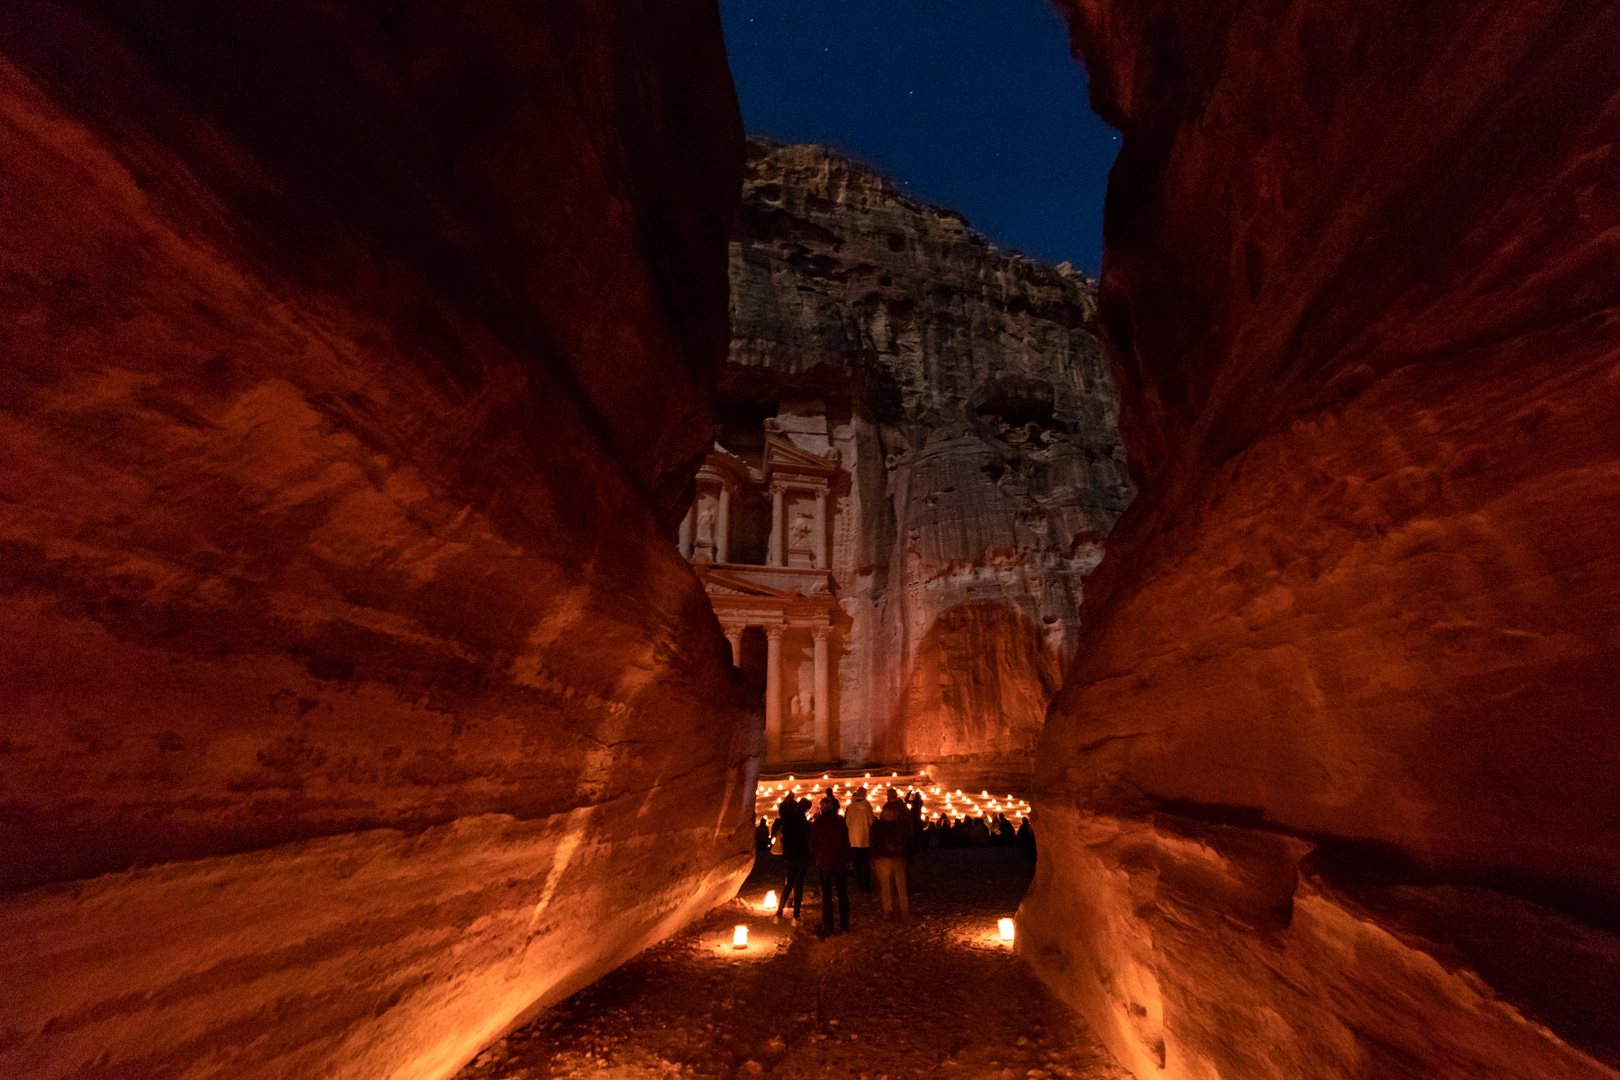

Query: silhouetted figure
[[1017, 816, 1036, 863], [882, 788, 913, 858], [846, 786, 874, 892], [870, 802, 910, 918], [992, 813, 1014, 846], [967, 815, 990, 846], [906, 792, 925, 860], [755, 817, 771, 850], [776, 794, 810, 921], [807, 796, 851, 937]]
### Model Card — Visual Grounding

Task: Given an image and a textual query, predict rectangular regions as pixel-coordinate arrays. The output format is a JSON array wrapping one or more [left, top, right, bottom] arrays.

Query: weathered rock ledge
[[0, 2, 751, 1077], [728, 141, 1132, 789], [1024, 2, 1620, 1077]]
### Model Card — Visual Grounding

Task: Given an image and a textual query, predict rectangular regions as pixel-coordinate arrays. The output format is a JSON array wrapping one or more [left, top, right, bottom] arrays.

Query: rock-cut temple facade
[[679, 420, 843, 769], [681, 141, 1133, 782]]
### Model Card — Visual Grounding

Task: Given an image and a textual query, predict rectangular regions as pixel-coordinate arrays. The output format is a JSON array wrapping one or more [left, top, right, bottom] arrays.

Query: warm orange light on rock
[[999, 918, 1015, 942], [732, 925, 748, 950]]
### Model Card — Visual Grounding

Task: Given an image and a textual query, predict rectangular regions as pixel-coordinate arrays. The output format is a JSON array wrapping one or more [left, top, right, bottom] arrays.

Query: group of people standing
[[923, 809, 1034, 851], [764, 786, 919, 938]]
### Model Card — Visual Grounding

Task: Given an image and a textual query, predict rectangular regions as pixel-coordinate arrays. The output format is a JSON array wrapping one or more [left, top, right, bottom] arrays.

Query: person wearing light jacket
[[845, 786, 874, 893]]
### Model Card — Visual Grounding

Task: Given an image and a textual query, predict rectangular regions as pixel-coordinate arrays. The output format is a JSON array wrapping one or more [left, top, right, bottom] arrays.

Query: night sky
[[717, 0, 1119, 275]]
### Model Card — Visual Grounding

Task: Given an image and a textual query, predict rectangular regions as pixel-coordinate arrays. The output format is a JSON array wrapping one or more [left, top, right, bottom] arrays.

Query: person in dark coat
[[1017, 815, 1037, 863], [807, 795, 851, 937], [906, 792, 925, 861], [869, 802, 910, 918], [882, 788, 915, 862], [881, 788, 910, 845], [775, 794, 811, 921]]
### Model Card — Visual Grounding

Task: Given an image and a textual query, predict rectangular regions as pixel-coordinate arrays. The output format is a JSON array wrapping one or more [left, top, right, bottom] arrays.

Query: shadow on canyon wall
[[1023, 2, 1620, 1077], [0, 1, 754, 1077], [881, 599, 1062, 795]]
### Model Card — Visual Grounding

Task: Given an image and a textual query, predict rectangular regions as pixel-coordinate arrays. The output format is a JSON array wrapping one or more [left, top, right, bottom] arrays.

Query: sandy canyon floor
[[454, 847, 1129, 1080]]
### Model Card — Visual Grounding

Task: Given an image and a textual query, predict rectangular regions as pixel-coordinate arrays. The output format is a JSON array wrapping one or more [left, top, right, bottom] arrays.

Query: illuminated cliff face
[[5, 1, 1617, 1077], [1024, 2, 1620, 1077], [0, 2, 751, 1078], [727, 141, 1132, 789]]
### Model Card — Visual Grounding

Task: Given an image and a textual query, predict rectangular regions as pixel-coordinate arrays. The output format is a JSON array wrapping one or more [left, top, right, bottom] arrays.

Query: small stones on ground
[[453, 849, 1129, 1080]]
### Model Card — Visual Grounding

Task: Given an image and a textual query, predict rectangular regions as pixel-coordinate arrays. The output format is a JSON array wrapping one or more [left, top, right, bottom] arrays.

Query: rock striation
[[1023, 2, 1620, 1078], [727, 141, 1132, 790], [0, 2, 750, 1078]]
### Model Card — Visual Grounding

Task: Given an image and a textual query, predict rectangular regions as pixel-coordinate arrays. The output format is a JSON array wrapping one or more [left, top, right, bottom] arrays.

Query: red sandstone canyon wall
[[0, 3, 751, 1078], [1022, 2, 1620, 1078], [728, 142, 1132, 790]]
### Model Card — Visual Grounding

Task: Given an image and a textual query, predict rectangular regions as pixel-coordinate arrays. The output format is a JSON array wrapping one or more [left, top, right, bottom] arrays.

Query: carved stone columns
[[717, 487, 731, 564], [812, 490, 827, 569], [768, 484, 785, 566], [812, 624, 831, 761], [678, 503, 694, 559], [764, 624, 784, 764]]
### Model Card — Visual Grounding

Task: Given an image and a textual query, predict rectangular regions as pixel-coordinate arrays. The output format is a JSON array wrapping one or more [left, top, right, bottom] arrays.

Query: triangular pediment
[[698, 444, 755, 486], [764, 433, 840, 478], [698, 567, 799, 598]]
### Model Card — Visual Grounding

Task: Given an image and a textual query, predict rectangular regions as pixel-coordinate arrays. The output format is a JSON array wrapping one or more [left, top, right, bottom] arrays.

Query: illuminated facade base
[[679, 428, 842, 769]]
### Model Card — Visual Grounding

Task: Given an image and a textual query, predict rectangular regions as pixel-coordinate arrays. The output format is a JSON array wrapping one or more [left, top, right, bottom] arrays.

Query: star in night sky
[[717, 0, 1120, 275]]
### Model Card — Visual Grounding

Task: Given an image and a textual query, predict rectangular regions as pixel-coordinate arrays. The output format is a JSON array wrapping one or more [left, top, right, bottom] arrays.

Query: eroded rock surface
[[0, 2, 750, 1078], [1025, 2, 1620, 1078], [728, 141, 1131, 789], [456, 848, 1131, 1080]]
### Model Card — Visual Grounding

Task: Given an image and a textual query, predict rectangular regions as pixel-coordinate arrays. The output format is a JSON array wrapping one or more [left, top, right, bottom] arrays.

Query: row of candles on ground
[[729, 906, 1015, 949], [755, 774, 1032, 825]]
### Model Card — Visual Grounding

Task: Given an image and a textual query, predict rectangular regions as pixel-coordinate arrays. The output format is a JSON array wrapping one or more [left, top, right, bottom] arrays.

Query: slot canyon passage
[[2, 1, 1619, 1079]]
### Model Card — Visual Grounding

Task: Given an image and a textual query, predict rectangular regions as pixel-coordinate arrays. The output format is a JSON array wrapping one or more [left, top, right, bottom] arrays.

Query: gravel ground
[[454, 847, 1129, 1080]]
